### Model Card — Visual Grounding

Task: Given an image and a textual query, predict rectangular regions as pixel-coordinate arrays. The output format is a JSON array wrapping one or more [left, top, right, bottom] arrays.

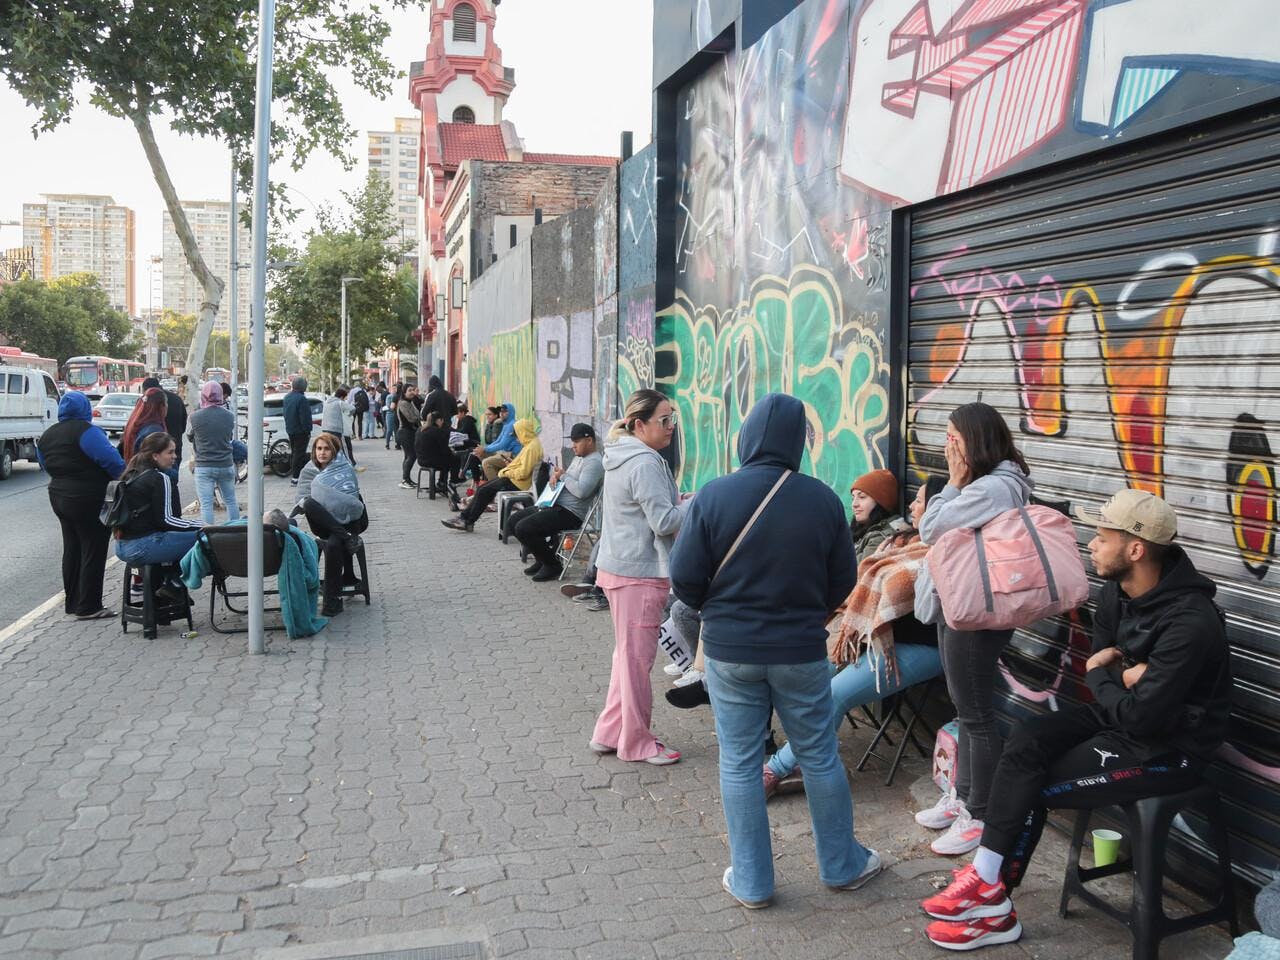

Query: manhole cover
[[327, 947, 484, 960]]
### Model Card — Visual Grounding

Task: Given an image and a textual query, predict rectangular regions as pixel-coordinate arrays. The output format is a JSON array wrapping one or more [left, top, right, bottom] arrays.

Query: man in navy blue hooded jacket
[[670, 392, 880, 908]]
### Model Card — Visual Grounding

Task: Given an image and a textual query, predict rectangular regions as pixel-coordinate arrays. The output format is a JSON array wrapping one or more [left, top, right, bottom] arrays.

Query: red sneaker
[[921, 864, 1012, 921], [925, 912, 1022, 951]]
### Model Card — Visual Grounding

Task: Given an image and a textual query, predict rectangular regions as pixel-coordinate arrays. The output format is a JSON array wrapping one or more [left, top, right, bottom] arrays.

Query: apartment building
[[22, 193, 136, 314], [368, 117, 421, 257], [161, 200, 252, 332]]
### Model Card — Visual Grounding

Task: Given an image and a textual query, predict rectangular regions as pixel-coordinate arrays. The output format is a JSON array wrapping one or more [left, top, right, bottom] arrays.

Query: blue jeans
[[116, 529, 202, 566], [195, 465, 240, 525], [767, 642, 943, 778], [706, 657, 872, 901], [384, 410, 396, 448]]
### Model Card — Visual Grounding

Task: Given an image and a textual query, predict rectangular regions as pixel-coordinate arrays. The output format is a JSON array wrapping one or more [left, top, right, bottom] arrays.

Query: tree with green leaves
[[0, 274, 138, 361], [270, 174, 418, 389], [0, 0, 414, 404]]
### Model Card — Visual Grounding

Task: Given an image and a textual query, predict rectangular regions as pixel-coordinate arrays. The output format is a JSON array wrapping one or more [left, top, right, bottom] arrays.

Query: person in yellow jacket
[[442, 418, 543, 532]]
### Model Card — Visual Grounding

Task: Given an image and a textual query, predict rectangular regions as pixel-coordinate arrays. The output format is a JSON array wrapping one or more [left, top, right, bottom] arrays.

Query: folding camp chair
[[201, 524, 287, 634], [554, 494, 602, 579]]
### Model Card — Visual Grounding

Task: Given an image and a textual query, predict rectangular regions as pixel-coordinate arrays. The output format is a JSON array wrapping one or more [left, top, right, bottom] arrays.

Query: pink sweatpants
[[591, 571, 670, 761]]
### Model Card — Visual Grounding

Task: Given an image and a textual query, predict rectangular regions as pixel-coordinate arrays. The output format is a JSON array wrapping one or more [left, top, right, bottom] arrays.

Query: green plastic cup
[[1092, 828, 1122, 866]]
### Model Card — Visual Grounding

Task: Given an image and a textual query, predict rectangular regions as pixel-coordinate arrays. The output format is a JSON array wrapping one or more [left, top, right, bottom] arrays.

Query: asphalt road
[[0, 461, 67, 627]]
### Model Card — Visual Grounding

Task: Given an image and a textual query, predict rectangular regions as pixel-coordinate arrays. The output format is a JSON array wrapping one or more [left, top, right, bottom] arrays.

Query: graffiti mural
[[618, 289, 656, 403], [658, 265, 890, 493], [617, 146, 658, 417], [466, 237, 534, 417], [840, 0, 1280, 205], [535, 309, 596, 462]]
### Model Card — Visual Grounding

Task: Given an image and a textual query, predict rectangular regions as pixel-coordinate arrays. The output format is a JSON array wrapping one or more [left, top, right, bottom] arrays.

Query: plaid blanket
[[828, 540, 931, 686]]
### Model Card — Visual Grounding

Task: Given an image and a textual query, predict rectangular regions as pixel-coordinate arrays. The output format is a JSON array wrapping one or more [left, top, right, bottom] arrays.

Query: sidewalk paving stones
[[0, 439, 1235, 958]]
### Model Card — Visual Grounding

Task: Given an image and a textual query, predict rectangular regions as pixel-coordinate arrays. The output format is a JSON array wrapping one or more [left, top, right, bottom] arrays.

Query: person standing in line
[[121, 387, 169, 461], [385, 382, 402, 449], [422, 374, 457, 428], [283, 376, 313, 485], [322, 386, 356, 464], [350, 381, 369, 441], [143, 376, 187, 461], [913, 401, 1033, 856], [37, 391, 126, 620], [670, 392, 881, 907], [368, 384, 383, 439], [188, 381, 241, 526], [396, 384, 423, 488], [588, 389, 687, 766]]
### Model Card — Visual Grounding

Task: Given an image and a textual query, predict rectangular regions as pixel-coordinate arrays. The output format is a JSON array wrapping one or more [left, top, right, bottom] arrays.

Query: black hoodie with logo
[[1085, 545, 1233, 763]]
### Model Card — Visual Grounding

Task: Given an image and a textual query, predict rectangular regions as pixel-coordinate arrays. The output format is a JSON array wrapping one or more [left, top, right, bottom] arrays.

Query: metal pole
[[340, 281, 348, 386], [229, 165, 239, 396], [247, 0, 275, 656]]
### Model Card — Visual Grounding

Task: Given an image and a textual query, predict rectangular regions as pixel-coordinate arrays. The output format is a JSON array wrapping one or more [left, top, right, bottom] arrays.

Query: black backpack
[[352, 389, 370, 413], [99, 472, 149, 530]]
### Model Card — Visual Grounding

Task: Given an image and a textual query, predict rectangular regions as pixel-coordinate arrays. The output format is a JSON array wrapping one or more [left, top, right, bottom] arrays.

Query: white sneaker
[[663, 662, 684, 677], [672, 668, 704, 688], [931, 811, 985, 856], [829, 849, 882, 891], [398, 480, 416, 490], [916, 792, 966, 830]]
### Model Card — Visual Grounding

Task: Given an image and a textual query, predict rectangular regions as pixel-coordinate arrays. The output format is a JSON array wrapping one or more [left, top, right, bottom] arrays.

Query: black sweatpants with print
[[981, 704, 1201, 889]]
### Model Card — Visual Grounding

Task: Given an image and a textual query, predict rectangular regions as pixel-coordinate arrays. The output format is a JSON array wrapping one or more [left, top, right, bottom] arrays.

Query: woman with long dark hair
[[121, 387, 169, 461], [913, 402, 1033, 857], [113, 433, 204, 602], [589, 389, 687, 765]]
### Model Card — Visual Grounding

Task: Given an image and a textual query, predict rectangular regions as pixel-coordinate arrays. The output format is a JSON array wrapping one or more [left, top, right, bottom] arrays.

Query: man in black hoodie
[[669, 393, 881, 909], [920, 489, 1233, 952]]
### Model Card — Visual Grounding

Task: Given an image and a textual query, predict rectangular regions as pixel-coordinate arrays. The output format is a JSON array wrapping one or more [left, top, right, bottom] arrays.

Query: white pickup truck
[[0, 364, 60, 480]]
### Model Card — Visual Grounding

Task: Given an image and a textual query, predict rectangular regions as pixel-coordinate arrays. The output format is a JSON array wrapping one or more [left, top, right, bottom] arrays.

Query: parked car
[[237, 392, 327, 474], [92, 392, 142, 438], [0, 365, 60, 480]]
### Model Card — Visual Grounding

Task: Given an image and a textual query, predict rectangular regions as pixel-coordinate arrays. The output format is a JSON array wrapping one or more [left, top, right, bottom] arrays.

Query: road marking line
[[0, 497, 199, 652]]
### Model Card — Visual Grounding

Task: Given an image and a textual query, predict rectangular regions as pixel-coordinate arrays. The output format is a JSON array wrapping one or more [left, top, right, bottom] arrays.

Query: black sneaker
[[531, 563, 563, 583], [560, 582, 595, 599], [666, 680, 711, 709], [523, 561, 544, 576], [321, 598, 344, 617], [584, 593, 610, 612]]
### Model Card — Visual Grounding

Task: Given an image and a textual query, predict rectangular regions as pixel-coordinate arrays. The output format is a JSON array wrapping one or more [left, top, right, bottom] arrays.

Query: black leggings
[[49, 491, 111, 616], [398, 429, 416, 482], [289, 432, 310, 480], [981, 705, 1201, 888], [514, 504, 581, 566], [302, 499, 368, 601], [938, 624, 1012, 821], [461, 478, 517, 524]]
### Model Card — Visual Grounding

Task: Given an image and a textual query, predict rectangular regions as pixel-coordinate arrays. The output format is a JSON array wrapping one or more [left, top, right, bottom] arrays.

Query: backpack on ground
[[927, 504, 1088, 632]]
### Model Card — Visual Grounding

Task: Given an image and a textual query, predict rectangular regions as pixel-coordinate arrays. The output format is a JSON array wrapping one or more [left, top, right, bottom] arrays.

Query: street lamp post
[[246, 0, 276, 656], [340, 276, 362, 385], [229, 165, 239, 395]]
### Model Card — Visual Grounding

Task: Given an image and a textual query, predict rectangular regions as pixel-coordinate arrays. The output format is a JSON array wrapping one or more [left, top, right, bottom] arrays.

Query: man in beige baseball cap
[[920, 487, 1233, 952]]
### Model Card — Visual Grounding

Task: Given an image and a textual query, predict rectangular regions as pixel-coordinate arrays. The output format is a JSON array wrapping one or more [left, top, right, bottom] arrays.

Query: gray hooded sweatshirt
[[595, 435, 686, 578], [914, 459, 1034, 625]]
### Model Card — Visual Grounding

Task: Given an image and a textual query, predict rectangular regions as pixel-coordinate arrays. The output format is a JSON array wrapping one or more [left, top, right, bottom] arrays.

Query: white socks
[[973, 846, 1004, 885]]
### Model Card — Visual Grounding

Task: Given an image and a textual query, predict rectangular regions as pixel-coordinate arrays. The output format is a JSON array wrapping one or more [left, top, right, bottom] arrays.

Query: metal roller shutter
[[905, 106, 1280, 885]]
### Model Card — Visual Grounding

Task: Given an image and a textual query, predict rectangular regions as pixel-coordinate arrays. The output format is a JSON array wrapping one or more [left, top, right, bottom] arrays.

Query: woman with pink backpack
[[913, 402, 1033, 856]]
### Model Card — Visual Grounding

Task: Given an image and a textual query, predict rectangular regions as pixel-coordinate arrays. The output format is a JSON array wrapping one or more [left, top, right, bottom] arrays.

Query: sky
[[0, 0, 655, 308]]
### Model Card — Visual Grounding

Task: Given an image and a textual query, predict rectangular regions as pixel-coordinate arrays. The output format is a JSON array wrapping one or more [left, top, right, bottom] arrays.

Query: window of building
[[452, 2, 476, 42], [452, 105, 475, 125]]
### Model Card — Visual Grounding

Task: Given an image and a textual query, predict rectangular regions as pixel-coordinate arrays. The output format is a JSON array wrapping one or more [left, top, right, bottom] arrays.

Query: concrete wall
[[464, 236, 533, 418]]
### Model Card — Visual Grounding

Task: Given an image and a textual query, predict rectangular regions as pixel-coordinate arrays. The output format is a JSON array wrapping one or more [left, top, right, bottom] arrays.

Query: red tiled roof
[[439, 123, 509, 167], [524, 153, 617, 166]]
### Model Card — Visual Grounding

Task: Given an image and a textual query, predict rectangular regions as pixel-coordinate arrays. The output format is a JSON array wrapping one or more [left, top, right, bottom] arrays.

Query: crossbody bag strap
[[711, 468, 793, 584]]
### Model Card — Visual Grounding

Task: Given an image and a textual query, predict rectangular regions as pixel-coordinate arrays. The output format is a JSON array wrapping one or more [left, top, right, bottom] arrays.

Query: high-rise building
[[22, 194, 136, 314], [161, 200, 251, 333], [368, 117, 421, 257]]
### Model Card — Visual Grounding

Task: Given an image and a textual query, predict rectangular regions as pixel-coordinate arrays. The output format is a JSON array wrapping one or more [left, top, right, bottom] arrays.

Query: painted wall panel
[[465, 237, 534, 418]]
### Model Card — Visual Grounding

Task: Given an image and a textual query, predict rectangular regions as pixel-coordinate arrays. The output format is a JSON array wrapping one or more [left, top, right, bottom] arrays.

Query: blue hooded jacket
[[38, 392, 126, 497], [669, 393, 857, 665], [484, 402, 523, 456]]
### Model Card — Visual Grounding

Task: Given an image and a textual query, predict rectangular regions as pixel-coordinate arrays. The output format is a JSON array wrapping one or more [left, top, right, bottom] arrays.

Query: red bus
[[0, 346, 58, 380], [63, 356, 146, 397]]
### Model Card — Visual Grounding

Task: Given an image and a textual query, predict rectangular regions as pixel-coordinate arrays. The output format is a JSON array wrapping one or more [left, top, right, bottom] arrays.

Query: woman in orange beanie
[[850, 468, 901, 562]]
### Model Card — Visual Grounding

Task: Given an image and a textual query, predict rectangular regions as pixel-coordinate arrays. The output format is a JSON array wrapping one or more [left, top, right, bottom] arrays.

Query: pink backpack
[[927, 504, 1088, 632]]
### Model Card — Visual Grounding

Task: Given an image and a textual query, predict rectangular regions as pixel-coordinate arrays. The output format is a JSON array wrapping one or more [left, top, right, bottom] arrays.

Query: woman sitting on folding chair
[[760, 474, 948, 799], [294, 433, 367, 617]]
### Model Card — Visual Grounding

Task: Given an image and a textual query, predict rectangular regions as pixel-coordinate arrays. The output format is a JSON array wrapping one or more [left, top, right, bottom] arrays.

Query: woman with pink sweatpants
[[589, 389, 688, 765]]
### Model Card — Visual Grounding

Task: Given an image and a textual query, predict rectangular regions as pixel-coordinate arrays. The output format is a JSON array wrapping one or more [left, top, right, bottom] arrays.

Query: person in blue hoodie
[[669, 392, 881, 909], [476, 402, 522, 480], [37, 391, 127, 619]]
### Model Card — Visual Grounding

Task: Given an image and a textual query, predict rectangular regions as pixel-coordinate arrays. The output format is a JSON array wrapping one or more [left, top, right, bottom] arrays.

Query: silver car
[[92, 393, 142, 437]]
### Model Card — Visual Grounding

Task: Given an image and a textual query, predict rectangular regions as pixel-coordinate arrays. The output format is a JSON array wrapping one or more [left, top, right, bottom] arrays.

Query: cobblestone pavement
[[0, 441, 1234, 959]]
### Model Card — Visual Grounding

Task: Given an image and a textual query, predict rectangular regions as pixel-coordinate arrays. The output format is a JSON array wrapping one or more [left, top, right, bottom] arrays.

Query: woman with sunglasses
[[589, 389, 687, 765]]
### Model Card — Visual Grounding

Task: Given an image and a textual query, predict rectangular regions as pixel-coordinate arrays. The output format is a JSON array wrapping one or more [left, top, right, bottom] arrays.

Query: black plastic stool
[[316, 538, 371, 606], [120, 563, 194, 639], [414, 466, 439, 500], [1059, 781, 1239, 959]]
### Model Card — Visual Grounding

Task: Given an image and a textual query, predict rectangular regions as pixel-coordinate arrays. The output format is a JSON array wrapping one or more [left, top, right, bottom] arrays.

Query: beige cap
[[1075, 489, 1177, 545]]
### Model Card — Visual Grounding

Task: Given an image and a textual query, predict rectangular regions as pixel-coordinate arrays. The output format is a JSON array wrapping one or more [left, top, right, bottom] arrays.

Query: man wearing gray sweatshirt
[[513, 423, 604, 582]]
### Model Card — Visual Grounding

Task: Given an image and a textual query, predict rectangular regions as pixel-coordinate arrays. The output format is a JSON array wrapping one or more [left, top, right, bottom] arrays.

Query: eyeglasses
[[655, 413, 678, 428]]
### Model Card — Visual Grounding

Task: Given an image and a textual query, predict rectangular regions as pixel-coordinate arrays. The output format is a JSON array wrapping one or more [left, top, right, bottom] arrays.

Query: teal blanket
[[180, 521, 328, 639]]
